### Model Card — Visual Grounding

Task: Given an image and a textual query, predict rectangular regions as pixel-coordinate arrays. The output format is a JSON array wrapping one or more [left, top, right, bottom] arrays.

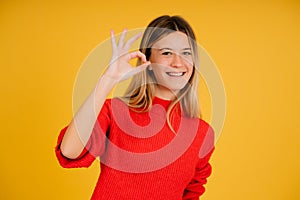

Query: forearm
[[60, 75, 117, 159]]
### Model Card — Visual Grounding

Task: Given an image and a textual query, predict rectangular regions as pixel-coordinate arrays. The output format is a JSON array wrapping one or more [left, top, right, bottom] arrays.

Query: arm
[[58, 29, 150, 160], [182, 149, 214, 200], [59, 76, 116, 159], [183, 123, 215, 199], [55, 100, 112, 168]]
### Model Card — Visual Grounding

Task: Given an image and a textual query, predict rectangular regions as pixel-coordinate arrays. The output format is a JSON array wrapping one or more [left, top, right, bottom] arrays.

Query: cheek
[[183, 58, 194, 67], [152, 66, 166, 77], [148, 63, 163, 77], [186, 64, 194, 74], [186, 67, 194, 80], [150, 56, 170, 65]]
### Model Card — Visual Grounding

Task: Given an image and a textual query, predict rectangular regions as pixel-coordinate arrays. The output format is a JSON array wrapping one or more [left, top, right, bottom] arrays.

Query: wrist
[[101, 71, 122, 84], [93, 75, 118, 98], [101, 74, 119, 84]]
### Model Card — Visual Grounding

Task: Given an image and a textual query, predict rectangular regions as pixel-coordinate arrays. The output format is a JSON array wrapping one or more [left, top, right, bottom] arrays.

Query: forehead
[[152, 31, 191, 50]]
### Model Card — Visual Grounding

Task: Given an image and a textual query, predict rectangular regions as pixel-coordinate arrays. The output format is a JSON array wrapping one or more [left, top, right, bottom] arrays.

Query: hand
[[103, 29, 151, 83]]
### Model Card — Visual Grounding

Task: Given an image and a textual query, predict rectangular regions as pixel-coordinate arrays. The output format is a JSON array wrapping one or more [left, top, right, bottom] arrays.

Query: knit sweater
[[55, 96, 215, 200]]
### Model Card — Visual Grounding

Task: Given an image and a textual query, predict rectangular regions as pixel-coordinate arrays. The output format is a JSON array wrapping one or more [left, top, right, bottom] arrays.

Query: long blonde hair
[[121, 15, 200, 131]]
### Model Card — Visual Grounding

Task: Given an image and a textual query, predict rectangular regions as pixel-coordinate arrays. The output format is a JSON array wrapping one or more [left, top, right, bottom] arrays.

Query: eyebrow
[[158, 47, 192, 51]]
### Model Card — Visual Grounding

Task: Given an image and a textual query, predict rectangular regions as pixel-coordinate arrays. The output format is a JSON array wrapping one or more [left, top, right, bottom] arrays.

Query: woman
[[55, 15, 215, 199]]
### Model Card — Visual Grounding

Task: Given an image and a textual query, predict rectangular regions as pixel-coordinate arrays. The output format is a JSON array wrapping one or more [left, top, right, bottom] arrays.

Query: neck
[[153, 85, 179, 101]]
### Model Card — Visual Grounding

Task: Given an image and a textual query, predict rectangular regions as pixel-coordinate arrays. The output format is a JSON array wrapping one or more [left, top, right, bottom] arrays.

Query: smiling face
[[149, 31, 194, 100]]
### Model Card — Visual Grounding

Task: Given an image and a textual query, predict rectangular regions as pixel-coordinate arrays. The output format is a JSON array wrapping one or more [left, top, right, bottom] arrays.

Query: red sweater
[[55, 97, 215, 200]]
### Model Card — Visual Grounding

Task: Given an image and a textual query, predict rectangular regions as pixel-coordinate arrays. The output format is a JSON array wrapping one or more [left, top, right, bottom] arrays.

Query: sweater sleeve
[[55, 99, 111, 168], [183, 123, 215, 200], [182, 148, 214, 200]]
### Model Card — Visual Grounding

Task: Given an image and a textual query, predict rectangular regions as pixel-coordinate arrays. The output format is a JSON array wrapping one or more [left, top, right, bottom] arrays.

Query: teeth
[[166, 72, 184, 77]]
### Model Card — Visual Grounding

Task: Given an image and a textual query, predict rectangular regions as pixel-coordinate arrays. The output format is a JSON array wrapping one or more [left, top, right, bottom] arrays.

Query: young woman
[[55, 15, 215, 199]]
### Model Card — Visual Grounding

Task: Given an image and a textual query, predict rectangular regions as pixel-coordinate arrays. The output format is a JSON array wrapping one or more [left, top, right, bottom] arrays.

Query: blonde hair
[[121, 15, 200, 132]]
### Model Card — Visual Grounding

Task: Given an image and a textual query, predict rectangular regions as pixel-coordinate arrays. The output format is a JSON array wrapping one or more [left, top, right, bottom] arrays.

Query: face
[[149, 31, 194, 99]]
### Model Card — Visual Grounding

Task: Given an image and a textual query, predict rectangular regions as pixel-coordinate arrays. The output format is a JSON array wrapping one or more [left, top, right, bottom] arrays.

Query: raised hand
[[103, 29, 150, 83]]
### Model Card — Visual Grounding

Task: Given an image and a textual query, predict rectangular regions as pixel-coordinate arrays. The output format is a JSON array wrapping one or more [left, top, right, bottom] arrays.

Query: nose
[[170, 53, 184, 68]]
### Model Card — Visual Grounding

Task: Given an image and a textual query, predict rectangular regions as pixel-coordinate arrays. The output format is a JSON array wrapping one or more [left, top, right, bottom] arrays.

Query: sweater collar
[[152, 96, 172, 109]]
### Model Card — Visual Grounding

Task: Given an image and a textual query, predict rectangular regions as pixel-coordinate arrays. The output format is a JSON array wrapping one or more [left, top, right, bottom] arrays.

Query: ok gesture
[[104, 29, 150, 83]]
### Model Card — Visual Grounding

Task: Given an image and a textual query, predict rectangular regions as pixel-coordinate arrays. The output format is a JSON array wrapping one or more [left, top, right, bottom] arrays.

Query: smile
[[166, 72, 186, 77]]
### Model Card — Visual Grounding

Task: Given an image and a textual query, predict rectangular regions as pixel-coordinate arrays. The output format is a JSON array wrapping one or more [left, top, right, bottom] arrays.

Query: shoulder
[[198, 119, 214, 133], [100, 98, 130, 117], [102, 98, 126, 109], [196, 118, 214, 139], [185, 117, 213, 132]]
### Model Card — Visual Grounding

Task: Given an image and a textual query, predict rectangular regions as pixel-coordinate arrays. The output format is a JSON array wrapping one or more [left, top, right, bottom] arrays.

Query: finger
[[119, 62, 149, 82], [124, 32, 142, 50], [133, 62, 149, 73], [127, 51, 147, 62], [110, 29, 117, 49], [129, 62, 150, 77], [140, 52, 148, 63], [137, 61, 151, 70], [118, 28, 127, 48]]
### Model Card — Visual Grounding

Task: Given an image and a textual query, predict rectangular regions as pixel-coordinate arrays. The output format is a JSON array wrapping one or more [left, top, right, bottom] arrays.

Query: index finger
[[127, 51, 147, 63]]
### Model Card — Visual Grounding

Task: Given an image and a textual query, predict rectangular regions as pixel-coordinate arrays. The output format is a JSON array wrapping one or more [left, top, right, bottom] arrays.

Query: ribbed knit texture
[[55, 97, 214, 200]]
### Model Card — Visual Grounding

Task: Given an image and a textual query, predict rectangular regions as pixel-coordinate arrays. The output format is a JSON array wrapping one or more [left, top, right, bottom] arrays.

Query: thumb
[[135, 61, 151, 73], [119, 61, 150, 82]]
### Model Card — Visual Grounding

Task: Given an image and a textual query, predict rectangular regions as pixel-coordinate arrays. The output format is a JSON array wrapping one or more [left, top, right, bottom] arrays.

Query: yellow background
[[0, 0, 299, 199]]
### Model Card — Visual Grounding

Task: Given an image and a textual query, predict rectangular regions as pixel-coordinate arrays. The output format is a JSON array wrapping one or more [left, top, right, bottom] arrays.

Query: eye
[[182, 51, 192, 56], [161, 51, 172, 55]]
